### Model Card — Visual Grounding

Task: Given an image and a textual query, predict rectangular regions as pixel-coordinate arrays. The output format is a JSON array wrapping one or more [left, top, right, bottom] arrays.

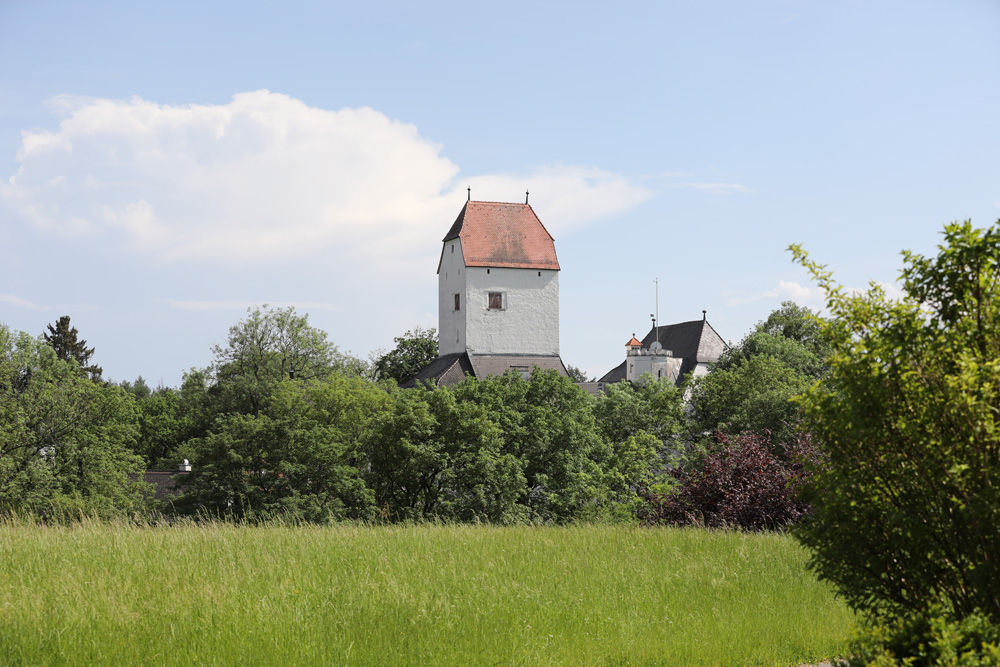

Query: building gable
[[598, 318, 728, 387]]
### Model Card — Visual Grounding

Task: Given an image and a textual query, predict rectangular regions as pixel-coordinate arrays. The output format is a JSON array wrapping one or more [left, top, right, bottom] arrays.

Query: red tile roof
[[443, 201, 560, 270], [626, 336, 643, 347]]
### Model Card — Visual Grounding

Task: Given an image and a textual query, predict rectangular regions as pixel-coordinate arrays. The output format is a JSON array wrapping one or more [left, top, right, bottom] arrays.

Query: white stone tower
[[437, 199, 561, 358]]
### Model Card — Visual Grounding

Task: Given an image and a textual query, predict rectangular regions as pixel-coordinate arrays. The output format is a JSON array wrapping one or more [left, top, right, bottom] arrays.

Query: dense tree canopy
[[0, 297, 837, 526], [0, 324, 145, 516], [211, 304, 366, 415], [687, 301, 828, 443]]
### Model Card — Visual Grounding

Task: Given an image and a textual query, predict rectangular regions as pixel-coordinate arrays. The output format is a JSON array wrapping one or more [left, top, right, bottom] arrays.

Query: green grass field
[[0, 521, 853, 666]]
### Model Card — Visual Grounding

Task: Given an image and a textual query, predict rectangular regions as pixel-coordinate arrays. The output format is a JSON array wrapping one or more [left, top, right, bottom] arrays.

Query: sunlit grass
[[0, 520, 853, 666]]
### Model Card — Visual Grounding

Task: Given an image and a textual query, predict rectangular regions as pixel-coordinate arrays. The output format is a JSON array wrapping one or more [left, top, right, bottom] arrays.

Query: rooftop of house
[[441, 200, 560, 271], [640, 318, 726, 363], [402, 352, 567, 388], [599, 318, 728, 385], [139, 470, 190, 500]]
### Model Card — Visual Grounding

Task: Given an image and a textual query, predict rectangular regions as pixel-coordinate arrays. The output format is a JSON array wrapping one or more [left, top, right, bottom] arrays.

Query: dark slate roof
[[441, 201, 560, 270], [467, 354, 567, 379], [140, 471, 190, 500], [402, 352, 568, 387], [597, 319, 728, 386], [598, 360, 627, 383], [641, 319, 726, 362], [401, 352, 475, 388], [575, 381, 606, 396]]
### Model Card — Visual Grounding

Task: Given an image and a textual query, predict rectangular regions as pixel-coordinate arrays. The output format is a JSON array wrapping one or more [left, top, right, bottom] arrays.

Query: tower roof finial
[[467, 186, 471, 202], [525, 189, 529, 205]]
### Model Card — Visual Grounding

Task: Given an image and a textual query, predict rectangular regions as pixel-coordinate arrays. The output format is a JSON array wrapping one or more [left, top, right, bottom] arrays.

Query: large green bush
[[846, 607, 1000, 667], [791, 220, 1000, 624]]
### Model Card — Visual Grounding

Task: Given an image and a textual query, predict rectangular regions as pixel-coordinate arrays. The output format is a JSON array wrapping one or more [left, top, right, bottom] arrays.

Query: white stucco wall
[[438, 239, 468, 355], [439, 241, 561, 357], [465, 265, 560, 356], [692, 362, 712, 379], [626, 352, 682, 384]]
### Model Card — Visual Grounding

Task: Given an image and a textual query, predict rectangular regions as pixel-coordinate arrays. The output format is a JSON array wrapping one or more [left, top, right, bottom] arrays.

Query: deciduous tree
[[179, 374, 387, 521], [211, 304, 363, 415], [370, 326, 437, 384]]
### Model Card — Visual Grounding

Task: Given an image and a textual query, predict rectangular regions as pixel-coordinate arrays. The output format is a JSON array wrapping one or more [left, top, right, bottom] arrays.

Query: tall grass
[[0, 520, 852, 666]]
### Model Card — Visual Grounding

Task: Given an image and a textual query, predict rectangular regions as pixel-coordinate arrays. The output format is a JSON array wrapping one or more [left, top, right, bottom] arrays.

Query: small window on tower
[[454, 293, 460, 311], [488, 292, 503, 310]]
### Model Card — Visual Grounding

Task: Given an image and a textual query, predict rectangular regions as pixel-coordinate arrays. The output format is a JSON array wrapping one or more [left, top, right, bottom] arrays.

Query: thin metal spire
[[655, 278, 660, 342], [467, 186, 471, 201], [525, 190, 530, 204]]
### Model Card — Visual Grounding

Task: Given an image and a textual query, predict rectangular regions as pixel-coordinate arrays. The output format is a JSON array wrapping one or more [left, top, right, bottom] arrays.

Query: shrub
[[791, 221, 1000, 623], [639, 429, 822, 531], [845, 605, 1000, 667]]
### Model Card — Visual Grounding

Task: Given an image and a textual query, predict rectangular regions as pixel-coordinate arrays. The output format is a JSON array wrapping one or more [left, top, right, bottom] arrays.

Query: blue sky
[[2, 0, 999, 385]]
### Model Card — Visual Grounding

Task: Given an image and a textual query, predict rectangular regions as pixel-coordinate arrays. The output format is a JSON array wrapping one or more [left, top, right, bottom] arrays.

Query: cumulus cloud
[[764, 280, 827, 307], [764, 279, 906, 311], [1, 91, 649, 271], [463, 166, 651, 236]]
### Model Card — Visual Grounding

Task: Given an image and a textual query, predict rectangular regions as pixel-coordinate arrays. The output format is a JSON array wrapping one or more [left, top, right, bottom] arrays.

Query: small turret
[[625, 331, 680, 383]]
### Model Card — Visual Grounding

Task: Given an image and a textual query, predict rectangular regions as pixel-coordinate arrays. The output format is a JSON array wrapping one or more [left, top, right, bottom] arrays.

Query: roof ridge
[[468, 352, 563, 358]]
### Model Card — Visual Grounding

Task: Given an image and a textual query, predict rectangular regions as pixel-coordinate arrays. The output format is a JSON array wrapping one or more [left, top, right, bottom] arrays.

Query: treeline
[[0, 301, 827, 524]]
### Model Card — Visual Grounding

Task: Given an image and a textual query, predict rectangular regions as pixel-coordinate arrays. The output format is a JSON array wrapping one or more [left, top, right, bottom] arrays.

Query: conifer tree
[[43, 315, 103, 381]]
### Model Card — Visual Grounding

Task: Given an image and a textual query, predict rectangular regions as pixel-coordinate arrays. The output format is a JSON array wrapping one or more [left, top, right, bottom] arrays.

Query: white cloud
[[764, 280, 827, 307], [763, 279, 906, 312], [2, 91, 649, 270], [463, 166, 651, 237], [0, 295, 48, 311]]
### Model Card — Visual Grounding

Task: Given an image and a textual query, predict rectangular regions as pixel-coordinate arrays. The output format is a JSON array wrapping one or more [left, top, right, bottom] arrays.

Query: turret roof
[[442, 201, 560, 270]]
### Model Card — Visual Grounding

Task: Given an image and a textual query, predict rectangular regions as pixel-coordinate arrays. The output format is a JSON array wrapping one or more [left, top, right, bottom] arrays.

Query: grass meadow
[[0, 521, 853, 666]]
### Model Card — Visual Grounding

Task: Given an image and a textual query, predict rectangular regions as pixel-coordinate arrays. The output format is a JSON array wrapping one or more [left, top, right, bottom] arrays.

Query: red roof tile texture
[[443, 201, 560, 270]]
